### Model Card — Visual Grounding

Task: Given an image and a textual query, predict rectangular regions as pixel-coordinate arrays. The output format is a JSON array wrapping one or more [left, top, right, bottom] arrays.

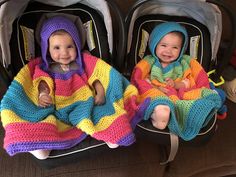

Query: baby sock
[[106, 142, 119, 149], [29, 149, 51, 160]]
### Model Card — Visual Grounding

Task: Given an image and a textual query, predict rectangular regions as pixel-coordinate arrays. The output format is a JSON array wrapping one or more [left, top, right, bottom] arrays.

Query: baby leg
[[151, 105, 170, 130], [29, 149, 51, 160]]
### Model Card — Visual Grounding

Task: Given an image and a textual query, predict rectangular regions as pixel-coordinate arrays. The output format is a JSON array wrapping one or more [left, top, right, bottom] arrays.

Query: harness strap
[[160, 133, 179, 165]]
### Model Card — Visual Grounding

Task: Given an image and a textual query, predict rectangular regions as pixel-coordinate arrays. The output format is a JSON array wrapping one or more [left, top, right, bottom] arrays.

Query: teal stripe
[[168, 92, 221, 141], [62, 67, 132, 125], [0, 80, 54, 122]]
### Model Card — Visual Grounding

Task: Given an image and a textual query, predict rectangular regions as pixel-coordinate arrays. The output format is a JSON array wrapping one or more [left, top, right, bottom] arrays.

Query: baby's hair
[[50, 29, 69, 36], [171, 31, 183, 38], [49, 29, 76, 47], [49, 30, 77, 48]]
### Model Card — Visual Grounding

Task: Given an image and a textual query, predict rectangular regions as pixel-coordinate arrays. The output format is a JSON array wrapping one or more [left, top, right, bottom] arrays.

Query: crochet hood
[[149, 22, 188, 64], [40, 15, 83, 74]]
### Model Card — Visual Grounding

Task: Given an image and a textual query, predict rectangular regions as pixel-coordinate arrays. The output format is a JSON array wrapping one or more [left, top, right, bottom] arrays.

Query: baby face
[[49, 32, 77, 65], [155, 32, 182, 66]]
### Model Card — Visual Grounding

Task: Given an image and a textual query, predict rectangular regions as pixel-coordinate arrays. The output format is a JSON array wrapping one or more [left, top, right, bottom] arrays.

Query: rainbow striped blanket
[[131, 55, 223, 141], [0, 53, 149, 156]]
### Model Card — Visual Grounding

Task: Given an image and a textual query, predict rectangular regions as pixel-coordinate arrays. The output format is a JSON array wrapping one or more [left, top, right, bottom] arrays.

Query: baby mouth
[[162, 55, 172, 59]]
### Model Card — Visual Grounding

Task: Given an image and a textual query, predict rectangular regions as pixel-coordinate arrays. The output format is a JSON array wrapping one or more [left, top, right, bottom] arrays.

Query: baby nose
[[166, 47, 172, 53], [61, 48, 68, 55], [167, 47, 171, 51]]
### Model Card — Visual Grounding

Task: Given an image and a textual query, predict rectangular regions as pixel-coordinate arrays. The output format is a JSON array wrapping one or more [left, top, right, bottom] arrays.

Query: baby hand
[[145, 78, 151, 84], [165, 78, 175, 87], [181, 78, 190, 89], [38, 92, 52, 107], [158, 86, 169, 94], [94, 94, 105, 105]]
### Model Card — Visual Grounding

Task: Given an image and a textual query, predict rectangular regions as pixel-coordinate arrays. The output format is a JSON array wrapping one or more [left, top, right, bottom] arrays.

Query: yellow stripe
[[123, 84, 138, 103], [55, 85, 93, 109], [1, 110, 71, 132], [88, 59, 111, 90], [53, 118, 73, 132], [76, 99, 126, 135], [15, 66, 54, 105], [1, 110, 58, 126], [1, 110, 28, 127], [1, 110, 57, 125]]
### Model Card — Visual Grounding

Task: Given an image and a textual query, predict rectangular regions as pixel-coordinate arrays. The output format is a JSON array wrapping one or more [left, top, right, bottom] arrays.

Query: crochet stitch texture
[[131, 22, 224, 140], [0, 15, 149, 156], [0, 54, 149, 155]]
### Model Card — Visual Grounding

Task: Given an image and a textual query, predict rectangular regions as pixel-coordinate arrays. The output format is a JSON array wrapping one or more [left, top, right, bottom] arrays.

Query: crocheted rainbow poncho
[[0, 53, 148, 156], [131, 22, 224, 141], [0, 15, 149, 156]]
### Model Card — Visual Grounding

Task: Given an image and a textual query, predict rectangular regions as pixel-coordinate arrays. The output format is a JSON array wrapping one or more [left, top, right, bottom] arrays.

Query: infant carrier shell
[[0, 0, 126, 169], [125, 0, 236, 164], [0, 62, 10, 100], [0, 0, 126, 76]]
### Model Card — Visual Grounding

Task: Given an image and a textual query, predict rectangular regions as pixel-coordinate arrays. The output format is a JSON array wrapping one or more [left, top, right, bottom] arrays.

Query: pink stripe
[[131, 68, 153, 94], [28, 58, 50, 79], [4, 122, 84, 145], [54, 74, 88, 96], [83, 53, 98, 78], [196, 70, 210, 88], [92, 114, 132, 144], [124, 95, 138, 121], [28, 57, 41, 77]]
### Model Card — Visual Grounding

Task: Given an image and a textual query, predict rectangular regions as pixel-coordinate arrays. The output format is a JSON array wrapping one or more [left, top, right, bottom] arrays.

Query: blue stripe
[[1, 80, 54, 122]]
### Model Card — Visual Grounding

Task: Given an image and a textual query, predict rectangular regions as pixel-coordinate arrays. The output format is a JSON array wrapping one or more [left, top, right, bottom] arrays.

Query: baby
[[1, 15, 148, 159], [131, 22, 224, 141]]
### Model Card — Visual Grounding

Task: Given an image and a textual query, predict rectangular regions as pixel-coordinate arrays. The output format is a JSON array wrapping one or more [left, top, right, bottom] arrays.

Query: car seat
[[0, 0, 126, 169], [125, 0, 236, 164]]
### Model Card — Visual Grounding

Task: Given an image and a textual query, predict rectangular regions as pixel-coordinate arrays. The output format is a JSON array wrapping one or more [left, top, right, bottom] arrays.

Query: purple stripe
[[6, 133, 87, 156], [41, 64, 84, 80], [130, 97, 151, 129], [117, 133, 136, 146]]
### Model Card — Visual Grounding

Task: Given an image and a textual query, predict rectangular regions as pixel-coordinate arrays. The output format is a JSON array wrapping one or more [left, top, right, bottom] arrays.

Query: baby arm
[[38, 80, 52, 107], [93, 80, 105, 105]]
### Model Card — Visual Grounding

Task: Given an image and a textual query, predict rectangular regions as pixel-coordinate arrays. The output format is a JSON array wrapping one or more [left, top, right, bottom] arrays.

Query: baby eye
[[68, 45, 75, 49], [53, 46, 60, 50]]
